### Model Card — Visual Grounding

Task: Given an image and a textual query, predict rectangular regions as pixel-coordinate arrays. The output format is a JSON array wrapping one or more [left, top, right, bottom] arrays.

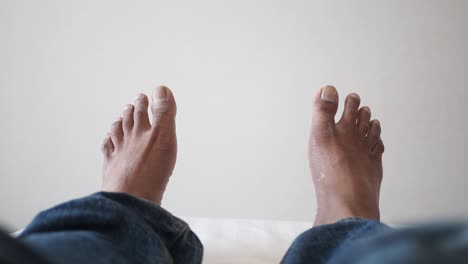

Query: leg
[[330, 222, 468, 263], [308, 86, 384, 226], [282, 85, 388, 263], [283, 86, 468, 264], [13, 86, 202, 263], [285, 219, 468, 264], [282, 218, 390, 263]]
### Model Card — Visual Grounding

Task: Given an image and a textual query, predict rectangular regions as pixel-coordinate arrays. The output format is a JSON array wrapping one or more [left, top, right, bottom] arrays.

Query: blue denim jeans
[[1, 192, 468, 263], [14, 192, 203, 264], [282, 218, 468, 263]]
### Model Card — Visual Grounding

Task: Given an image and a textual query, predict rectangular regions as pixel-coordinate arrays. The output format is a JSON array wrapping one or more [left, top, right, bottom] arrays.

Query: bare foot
[[309, 85, 384, 226], [101, 85, 177, 205]]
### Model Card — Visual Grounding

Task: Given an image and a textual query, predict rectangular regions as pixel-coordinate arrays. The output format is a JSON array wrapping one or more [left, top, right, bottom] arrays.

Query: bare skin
[[99, 84, 383, 227], [101, 85, 177, 205], [309, 85, 384, 226]]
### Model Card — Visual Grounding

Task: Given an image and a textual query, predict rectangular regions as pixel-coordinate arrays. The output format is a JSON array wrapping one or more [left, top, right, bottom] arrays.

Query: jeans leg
[[14, 192, 203, 264], [281, 218, 391, 264], [0, 228, 49, 264], [329, 222, 468, 264]]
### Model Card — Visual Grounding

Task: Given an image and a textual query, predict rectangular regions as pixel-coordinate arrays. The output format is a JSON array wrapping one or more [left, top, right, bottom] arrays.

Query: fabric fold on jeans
[[18, 192, 203, 264]]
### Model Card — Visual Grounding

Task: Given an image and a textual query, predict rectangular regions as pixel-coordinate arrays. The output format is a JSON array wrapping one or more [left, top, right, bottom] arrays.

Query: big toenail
[[154, 86, 168, 101], [321, 86, 338, 103]]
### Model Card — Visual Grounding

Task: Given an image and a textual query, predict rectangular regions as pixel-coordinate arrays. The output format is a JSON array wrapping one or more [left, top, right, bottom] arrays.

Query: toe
[[122, 104, 134, 134], [372, 138, 385, 157], [134, 94, 151, 131], [110, 117, 124, 147], [311, 85, 339, 132], [101, 133, 114, 157], [338, 93, 361, 126], [367, 120, 381, 149], [151, 85, 177, 123], [357, 106, 371, 138]]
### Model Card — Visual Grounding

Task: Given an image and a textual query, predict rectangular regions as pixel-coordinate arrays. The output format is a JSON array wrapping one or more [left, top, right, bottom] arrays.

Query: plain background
[[1, 0, 467, 232]]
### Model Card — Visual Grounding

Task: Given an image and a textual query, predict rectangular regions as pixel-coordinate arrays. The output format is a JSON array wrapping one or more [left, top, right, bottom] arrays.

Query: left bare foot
[[308, 85, 384, 226], [101, 85, 177, 205]]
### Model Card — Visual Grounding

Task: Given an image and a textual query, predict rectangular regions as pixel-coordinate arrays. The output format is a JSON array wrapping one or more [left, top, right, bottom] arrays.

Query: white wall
[[1, 0, 467, 231]]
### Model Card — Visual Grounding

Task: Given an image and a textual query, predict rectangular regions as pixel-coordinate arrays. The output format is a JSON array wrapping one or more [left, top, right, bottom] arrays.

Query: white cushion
[[183, 217, 311, 264]]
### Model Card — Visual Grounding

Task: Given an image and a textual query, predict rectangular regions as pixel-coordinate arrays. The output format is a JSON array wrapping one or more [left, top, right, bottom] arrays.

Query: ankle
[[314, 197, 380, 226]]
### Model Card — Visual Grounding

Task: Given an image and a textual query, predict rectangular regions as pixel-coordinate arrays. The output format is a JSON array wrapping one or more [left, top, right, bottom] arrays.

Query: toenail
[[135, 94, 145, 100], [105, 133, 110, 139], [321, 86, 338, 103], [363, 107, 371, 114], [154, 86, 168, 101], [350, 93, 360, 101]]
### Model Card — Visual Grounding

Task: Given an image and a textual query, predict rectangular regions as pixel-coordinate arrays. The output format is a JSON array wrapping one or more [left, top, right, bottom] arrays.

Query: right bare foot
[[309, 85, 385, 227]]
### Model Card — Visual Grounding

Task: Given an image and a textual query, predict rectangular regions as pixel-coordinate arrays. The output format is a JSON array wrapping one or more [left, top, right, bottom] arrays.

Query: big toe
[[312, 85, 339, 132], [150, 85, 177, 151], [151, 85, 177, 123]]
